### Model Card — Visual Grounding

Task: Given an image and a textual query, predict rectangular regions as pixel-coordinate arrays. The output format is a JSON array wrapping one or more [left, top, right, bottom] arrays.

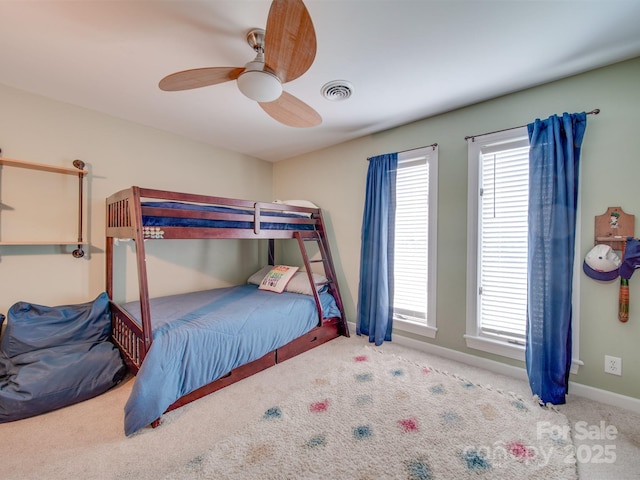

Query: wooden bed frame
[[105, 186, 349, 422]]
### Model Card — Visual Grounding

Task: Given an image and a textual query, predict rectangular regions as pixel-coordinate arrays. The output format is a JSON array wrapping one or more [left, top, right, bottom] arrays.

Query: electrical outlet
[[604, 355, 622, 376]]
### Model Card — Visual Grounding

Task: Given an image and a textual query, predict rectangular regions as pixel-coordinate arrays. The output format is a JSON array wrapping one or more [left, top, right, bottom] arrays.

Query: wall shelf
[[0, 157, 87, 176], [0, 241, 88, 246], [0, 154, 87, 257]]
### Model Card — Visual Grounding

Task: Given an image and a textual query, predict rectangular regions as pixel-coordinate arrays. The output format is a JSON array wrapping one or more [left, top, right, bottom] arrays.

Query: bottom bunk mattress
[[120, 284, 341, 436]]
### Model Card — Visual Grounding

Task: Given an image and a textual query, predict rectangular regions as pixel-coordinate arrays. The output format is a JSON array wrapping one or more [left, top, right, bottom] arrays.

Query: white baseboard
[[566, 381, 640, 414], [349, 323, 640, 415], [390, 332, 529, 381]]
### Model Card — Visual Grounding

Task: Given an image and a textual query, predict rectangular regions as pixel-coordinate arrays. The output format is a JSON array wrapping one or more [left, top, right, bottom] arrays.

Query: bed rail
[[110, 304, 145, 372], [105, 188, 135, 238], [106, 186, 319, 240]]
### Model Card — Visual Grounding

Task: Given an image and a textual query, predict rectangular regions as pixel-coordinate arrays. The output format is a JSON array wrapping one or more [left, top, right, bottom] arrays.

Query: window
[[393, 145, 438, 339], [465, 128, 581, 371], [466, 128, 529, 359]]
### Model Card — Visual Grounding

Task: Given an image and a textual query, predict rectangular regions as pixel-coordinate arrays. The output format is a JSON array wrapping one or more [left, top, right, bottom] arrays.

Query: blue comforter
[[122, 284, 340, 435]]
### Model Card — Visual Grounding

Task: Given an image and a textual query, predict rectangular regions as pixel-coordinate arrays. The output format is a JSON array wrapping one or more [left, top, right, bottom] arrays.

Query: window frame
[[464, 127, 528, 361], [465, 128, 582, 372], [393, 145, 438, 339]]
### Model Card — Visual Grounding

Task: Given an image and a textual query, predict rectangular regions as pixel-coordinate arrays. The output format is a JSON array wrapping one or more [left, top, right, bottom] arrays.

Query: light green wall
[[274, 57, 640, 400], [0, 83, 272, 312]]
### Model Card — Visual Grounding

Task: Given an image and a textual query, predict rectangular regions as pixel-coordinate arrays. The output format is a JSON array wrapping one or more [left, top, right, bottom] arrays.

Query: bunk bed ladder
[[293, 229, 349, 337]]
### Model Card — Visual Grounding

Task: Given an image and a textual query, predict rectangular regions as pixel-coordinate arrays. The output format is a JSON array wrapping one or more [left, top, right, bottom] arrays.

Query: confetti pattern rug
[[165, 346, 577, 480]]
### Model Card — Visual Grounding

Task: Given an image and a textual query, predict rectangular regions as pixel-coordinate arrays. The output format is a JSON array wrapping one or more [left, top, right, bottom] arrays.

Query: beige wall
[[274, 57, 640, 400], [0, 84, 272, 311]]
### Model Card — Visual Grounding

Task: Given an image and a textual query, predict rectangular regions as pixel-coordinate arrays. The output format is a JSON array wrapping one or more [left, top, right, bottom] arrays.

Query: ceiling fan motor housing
[[237, 53, 283, 103]]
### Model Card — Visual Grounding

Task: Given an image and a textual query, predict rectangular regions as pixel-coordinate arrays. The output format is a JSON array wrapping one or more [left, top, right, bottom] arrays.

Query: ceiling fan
[[159, 0, 321, 128]]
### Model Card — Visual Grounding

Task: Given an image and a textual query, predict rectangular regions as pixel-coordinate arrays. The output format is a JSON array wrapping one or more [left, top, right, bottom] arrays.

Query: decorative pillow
[[248, 266, 328, 295], [0, 292, 111, 358], [258, 265, 300, 293]]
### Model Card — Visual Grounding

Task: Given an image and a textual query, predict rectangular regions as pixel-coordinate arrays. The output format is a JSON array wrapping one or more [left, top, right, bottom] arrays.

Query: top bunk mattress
[[141, 201, 316, 230]]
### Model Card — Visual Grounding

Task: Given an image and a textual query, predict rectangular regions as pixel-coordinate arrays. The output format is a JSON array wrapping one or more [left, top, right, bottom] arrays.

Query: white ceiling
[[1, 1, 640, 162]]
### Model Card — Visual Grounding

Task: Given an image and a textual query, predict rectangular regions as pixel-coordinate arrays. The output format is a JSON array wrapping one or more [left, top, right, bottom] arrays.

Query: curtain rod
[[367, 142, 438, 161], [464, 109, 600, 142]]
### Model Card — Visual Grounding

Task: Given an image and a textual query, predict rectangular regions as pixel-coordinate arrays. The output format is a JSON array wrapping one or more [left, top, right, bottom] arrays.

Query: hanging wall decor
[[593, 207, 635, 322]]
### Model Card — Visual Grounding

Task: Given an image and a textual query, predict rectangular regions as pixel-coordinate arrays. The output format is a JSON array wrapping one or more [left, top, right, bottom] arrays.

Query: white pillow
[[275, 199, 319, 209], [273, 199, 319, 217], [248, 266, 328, 296], [257, 265, 299, 293], [247, 266, 273, 285], [285, 271, 329, 295]]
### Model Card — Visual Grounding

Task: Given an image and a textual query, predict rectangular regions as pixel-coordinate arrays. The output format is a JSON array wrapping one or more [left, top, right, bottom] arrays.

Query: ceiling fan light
[[237, 70, 283, 103]]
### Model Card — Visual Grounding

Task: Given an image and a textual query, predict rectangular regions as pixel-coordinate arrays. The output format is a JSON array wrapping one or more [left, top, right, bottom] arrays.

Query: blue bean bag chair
[[0, 292, 126, 423]]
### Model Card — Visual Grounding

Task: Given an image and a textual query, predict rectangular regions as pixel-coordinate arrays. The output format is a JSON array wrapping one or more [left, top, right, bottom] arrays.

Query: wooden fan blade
[[264, 0, 316, 84], [259, 91, 321, 128], [159, 67, 244, 91]]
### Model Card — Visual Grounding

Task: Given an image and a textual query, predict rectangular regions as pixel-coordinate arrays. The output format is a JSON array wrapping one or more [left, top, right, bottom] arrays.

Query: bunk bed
[[105, 187, 349, 435]]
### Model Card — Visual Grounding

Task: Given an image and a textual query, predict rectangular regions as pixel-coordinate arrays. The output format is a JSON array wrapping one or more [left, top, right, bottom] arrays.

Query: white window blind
[[394, 156, 430, 321], [478, 140, 529, 342]]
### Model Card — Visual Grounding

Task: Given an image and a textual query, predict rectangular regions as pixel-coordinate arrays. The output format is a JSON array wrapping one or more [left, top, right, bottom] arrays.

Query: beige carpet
[[163, 345, 576, 479], [0, 335, 638, 479]]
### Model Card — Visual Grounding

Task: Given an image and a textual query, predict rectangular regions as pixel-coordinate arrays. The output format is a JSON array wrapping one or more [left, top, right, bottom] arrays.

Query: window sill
[[395, 318, 437, 339], [464, 334, 525, 361], [464, 334, 583, 374]]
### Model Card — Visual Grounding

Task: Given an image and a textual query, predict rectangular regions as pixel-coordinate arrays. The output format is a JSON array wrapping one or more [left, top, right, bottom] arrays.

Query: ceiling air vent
[[321, 80, 354, 101]]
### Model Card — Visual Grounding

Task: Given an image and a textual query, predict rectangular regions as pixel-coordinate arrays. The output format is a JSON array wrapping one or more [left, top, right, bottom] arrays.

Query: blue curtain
[[526, 112, 587, 405], [357, 153, 398, 345]]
